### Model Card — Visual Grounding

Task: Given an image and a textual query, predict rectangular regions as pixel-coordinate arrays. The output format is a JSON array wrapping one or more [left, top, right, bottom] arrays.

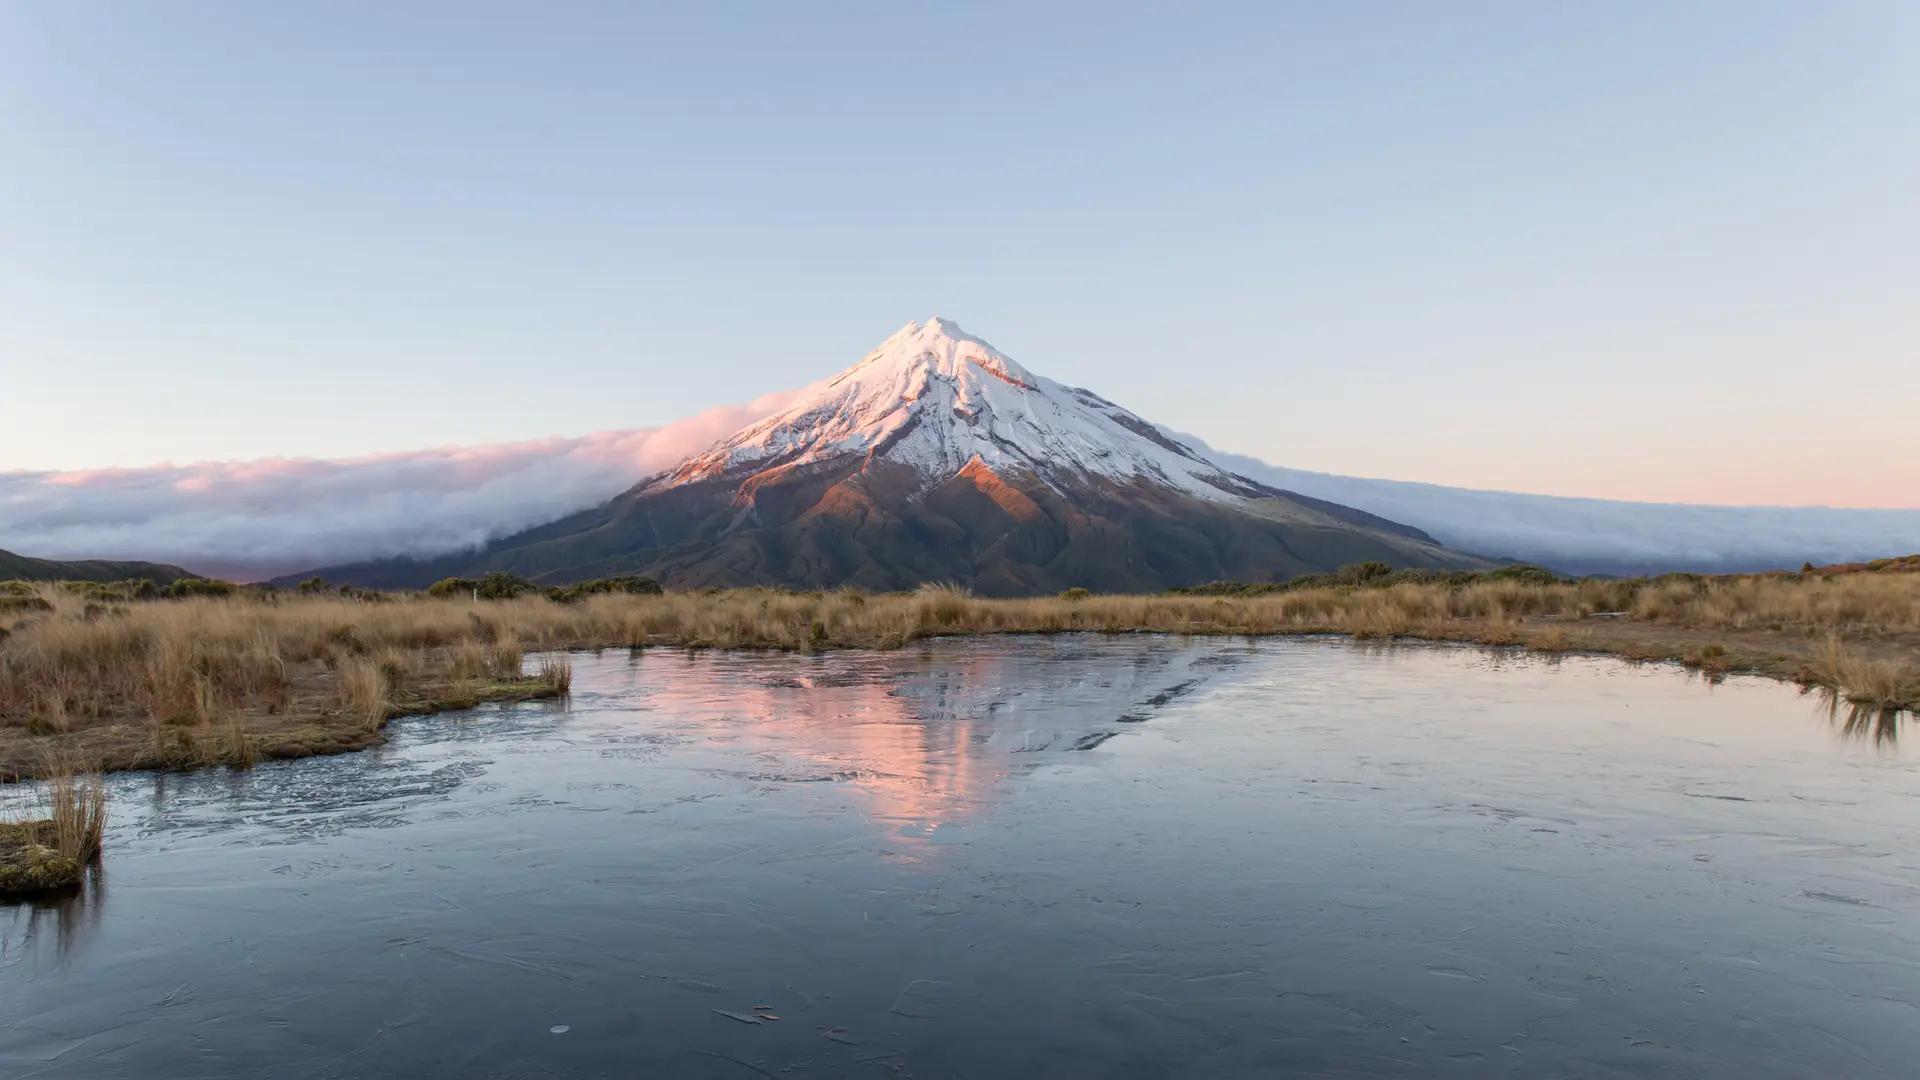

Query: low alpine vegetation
[[1, 755, 108, 898], [0, 560, 1914, 778]]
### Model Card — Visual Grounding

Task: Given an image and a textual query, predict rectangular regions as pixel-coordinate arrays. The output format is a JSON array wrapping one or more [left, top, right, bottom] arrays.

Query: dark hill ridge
[[0, 547, 195, 585], [293, 319, 1494, 595]]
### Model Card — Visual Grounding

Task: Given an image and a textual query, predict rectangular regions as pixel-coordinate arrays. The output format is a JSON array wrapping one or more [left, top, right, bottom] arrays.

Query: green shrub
[[163, 577, 235, 599], [426, 577, 478, 599], [475, 572, 535, 600], [545, 575, 664, 603], [424, 572, 538, 600], [1483, 564, 1562, 587], [1337, 561, 1394, 585]]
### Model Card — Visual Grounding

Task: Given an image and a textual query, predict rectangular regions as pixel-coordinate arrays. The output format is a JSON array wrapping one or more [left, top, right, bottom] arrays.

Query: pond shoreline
[[2, 619, 1910, 782]]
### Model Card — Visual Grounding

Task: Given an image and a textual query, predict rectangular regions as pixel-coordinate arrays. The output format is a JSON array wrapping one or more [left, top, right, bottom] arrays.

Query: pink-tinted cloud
[[0, 390, 800, 580]]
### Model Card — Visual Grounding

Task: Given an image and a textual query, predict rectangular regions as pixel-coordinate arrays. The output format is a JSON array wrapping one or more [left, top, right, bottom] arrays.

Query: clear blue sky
[[3, 2, 1914, 506]]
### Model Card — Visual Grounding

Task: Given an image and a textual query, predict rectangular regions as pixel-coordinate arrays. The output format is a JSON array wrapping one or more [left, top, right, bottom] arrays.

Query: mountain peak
[[645, 318, 1263, 502], [854, 316, 1037, 389], [296, 317, 1487, 594], [896, 314, 967, 338]]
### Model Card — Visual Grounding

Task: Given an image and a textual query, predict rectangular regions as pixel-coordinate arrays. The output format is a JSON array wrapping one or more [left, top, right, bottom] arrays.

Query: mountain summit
[[301, 320, 1492, 593], [651, 317, 1264, 504]]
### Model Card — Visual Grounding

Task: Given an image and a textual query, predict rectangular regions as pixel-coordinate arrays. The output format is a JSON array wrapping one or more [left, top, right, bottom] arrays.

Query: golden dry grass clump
[[0, 566, 1916, 777], [44, 760, 108, 865], [1803, 635, 1920, 707], [538, 658, 573, 694], [0, 585, 576, 777], [1, 754, 108, 897]]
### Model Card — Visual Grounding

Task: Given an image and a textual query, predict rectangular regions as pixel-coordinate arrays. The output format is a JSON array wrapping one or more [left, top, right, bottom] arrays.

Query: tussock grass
[[1627, 573, 1920, 632], [448, 638, 490, 680], [1803, 635, 1920, 707], [1527, 626, 1572, 653], [43, 759, 108, 865], [334, 656, 391, 732], [539, 658, 573, 694], [2, 574, 1908, 674], [0, 568, 1915, 776], [222, 714, 259, 767], [915, 583, 975, 630], [2, 755, 108, 896]]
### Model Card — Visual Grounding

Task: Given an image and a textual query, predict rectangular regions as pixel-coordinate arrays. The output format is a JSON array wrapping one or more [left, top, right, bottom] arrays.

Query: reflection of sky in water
[[2, 637, 1916, 1079]]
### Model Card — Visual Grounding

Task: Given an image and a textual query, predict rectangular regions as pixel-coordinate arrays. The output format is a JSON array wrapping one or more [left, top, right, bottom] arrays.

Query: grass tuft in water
[[1803, 635, 1919, 707], [1, 755, 108, 898]]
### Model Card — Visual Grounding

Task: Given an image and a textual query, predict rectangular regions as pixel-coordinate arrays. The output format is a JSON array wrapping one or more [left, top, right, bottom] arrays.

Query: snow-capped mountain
[[302, 318, 1490, 593], [649, 318, 1265, 503]]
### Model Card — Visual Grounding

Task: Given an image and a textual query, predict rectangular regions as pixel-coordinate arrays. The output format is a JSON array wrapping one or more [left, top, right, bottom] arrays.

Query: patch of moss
[[388, 676, 562, 718], [0, 820, 83, 899]]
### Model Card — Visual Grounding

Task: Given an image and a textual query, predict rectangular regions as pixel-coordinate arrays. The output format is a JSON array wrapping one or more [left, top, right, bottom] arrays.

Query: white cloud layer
[[0, 391, 799, 580], [1184, 436, 1920, 574], [3, 393, 1915, 581]]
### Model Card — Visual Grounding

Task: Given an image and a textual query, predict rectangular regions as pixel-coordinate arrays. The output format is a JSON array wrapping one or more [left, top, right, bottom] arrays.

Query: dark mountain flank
[[0, 547, 195, 585]]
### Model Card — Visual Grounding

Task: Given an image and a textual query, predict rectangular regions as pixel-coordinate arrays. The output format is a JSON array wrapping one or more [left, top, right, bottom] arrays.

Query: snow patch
[[649, 317, 1258, 502]]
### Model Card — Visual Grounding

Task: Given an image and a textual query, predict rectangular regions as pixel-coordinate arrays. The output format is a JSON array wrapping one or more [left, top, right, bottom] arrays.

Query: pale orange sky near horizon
[[3, 3, 1915, 510], [1217, 395, 1920, 510]]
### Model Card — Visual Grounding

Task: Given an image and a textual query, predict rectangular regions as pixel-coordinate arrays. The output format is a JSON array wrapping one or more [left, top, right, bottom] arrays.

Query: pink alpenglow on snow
[[653, 319, 1263, 504]]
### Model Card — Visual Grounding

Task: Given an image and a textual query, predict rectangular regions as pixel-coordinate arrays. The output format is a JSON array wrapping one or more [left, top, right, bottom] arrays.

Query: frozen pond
[[3, 637, 1917, 1078]]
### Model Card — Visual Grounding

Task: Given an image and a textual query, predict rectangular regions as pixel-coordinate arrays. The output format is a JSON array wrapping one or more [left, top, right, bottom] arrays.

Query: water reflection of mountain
[[632, 639, 1251, 838]]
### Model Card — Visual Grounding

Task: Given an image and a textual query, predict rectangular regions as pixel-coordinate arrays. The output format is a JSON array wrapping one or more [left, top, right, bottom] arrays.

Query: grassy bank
[[2, 566, 1916, 778], [1, 761, 107, 898], [0, 585, 574, 779]]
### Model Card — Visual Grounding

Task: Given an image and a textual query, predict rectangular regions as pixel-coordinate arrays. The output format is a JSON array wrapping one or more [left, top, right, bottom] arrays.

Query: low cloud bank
[[4, 396, 1914, 582], [0, 391, 797, 580], [1186, 437, 1920, 574]]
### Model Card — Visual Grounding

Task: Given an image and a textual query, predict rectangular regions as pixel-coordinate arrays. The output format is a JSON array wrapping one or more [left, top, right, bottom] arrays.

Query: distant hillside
[[0, 547, 195, 585]]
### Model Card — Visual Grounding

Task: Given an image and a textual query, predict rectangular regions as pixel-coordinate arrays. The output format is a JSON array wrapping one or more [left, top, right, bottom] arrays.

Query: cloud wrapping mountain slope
[[1186, 439, 1920, 575], [6, 319, 1914, 581], [0, 393, 799, 580], [299, 319, 1485, 593]]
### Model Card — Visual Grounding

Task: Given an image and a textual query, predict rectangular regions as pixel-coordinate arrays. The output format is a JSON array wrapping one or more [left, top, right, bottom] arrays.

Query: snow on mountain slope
[[288, 318, 1484, 592], [648, 318, 1265, 502]]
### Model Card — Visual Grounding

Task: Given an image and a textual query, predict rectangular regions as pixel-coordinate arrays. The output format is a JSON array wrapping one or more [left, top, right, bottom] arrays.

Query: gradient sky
[[3, 2, 1914, 507]]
